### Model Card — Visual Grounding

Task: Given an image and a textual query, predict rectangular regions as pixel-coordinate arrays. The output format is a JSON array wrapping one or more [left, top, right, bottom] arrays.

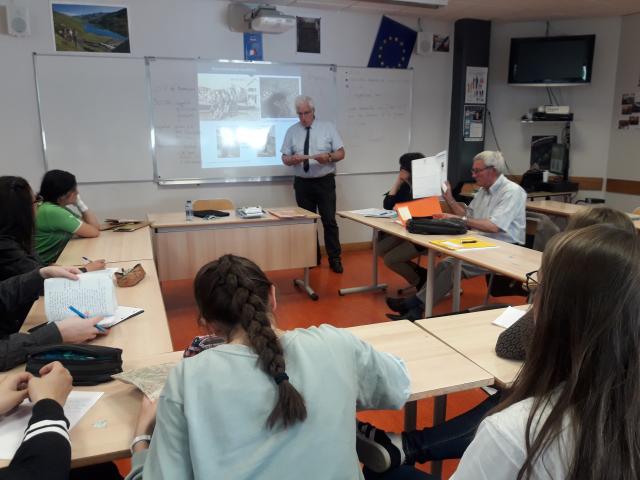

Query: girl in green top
[[34, 170, 101, 264]]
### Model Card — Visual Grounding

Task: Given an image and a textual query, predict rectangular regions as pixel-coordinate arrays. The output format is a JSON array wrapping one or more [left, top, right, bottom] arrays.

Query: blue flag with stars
[[368, 16, 416, 69]]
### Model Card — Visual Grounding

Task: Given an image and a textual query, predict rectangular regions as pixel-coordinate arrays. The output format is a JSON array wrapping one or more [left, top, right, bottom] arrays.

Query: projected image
[[198, 74, 259, 121], [260, 76, 300, 118], [198, 72, 301, 169]]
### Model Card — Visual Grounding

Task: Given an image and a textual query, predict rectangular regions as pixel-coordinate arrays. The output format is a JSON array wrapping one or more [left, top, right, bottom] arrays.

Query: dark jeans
[[294, 174, 341, 260], [405, 392, 501, 463]]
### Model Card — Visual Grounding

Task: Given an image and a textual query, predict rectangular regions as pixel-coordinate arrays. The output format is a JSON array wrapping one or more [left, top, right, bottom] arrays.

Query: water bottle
[[185, 200, 193, 221]]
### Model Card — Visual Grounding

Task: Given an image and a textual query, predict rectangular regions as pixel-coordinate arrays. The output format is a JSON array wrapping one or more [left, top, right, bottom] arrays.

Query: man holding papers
[[281, 96, 346, 273], [387, 151, 526, 320]]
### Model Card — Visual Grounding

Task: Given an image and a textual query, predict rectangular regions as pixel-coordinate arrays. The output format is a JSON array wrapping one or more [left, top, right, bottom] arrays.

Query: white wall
[[0, 0, 453, 244], [606, 13, 640, 212], [485, 17, 621, 200]]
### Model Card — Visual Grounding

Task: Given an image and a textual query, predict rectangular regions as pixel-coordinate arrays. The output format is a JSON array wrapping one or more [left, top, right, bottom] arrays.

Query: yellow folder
[[429, 236, 497, 251]]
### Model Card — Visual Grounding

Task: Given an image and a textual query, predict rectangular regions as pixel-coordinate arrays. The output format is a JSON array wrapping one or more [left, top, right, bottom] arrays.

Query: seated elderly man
[[386, 150, 526, 320]]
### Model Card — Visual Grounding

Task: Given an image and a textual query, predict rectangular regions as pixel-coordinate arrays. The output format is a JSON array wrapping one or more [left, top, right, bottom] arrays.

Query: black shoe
[[329, 258, 343, 274], [385, 306, 423, 322], [386, 297, 409, 314], [356, 421, 405, 473]]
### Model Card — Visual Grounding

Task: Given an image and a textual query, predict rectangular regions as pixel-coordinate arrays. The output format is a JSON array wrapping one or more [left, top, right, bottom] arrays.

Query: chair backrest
[[633, 207, 640, 215], [526, 212, 561, 252], [193, 199, 234, 211]]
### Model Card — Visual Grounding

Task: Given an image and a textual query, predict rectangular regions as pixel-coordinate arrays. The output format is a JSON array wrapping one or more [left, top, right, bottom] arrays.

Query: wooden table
[[338, 211, 541, 316], [148, 208, 320, 299], [463, 190, 575, 202], [56, 227, 154, 266], [526, 200, 640, 231], [416, 306, 527, 388], [349, 320, 493, 477]]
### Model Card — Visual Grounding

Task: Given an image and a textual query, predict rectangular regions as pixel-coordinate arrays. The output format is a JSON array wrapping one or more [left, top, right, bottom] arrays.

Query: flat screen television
[[508, 35, 596, 86]]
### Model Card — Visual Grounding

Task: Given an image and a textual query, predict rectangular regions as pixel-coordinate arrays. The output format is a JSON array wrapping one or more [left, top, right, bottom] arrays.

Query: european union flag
[[368, 16, 417, 69]]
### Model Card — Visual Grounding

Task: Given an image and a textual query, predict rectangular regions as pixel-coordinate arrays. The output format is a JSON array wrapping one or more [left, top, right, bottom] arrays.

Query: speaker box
[[415, 31, 432, 55], [6, 3, 30, 37]]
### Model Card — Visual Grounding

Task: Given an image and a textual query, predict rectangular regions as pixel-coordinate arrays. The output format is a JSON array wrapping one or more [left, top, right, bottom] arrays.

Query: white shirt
[[451, 396, 573, 480], [142, 324, 410, 480], [468, 174, 527, 244], [281, 119, 344, 178]]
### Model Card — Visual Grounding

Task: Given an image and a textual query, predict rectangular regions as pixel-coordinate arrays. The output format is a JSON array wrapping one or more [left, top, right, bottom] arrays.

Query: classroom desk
[[462, 189, 575, 202], [525, 200, 640, 231], [338, 211, 541, 316], [56, 227, 154, 266], [416, 306, 528, 388], [20, 260, 173, 363], [148, 208, 320, 299]]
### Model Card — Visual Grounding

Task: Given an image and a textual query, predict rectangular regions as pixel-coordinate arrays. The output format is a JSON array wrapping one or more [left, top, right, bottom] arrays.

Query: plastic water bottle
[[185, 200, 193, 221]]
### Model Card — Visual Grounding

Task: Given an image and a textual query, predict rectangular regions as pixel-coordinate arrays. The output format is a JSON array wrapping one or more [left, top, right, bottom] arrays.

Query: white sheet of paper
[[0, 391, 103, 460], [411, 150, 448, 199], [492, 306, 528, 329], [350, 208, 396, 218], [396, 206, 412, 223], [99, 305, 144, 328], [45, 273, 118, 322]]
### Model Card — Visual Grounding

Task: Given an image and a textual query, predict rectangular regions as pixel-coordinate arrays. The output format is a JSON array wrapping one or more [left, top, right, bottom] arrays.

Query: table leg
[[423, 250, 435, 317], [451, 258, 462, 312], [339, 228, 387, 296], [430, 395, 447, 478], [404, 400, 417, 433], [293, 267, 319, 300]]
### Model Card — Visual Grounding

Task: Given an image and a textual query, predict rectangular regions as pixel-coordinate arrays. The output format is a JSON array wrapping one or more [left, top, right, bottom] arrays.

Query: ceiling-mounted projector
[[228, 3, 295, 34]]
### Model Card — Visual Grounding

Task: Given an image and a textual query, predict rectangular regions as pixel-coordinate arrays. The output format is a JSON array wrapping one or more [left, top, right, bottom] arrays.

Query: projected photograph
[[198, 74, 259, 121], [52, 3, 131, 53], [198, 72, 301, 169], [260, 76, 301, 119]]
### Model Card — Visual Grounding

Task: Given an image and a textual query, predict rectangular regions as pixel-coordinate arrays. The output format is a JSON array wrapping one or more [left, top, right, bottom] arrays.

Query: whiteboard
[[34, 54, 153, 183], [148, 58, 337, 184], [336, 67, 413, 174]]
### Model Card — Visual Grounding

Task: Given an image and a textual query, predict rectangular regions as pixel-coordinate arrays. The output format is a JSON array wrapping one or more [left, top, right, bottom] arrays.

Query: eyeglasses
[[296, 110, 313, 117], [524, 270, 539, 294], [470, 166, 494, 174], [32, 195, 43, 205]]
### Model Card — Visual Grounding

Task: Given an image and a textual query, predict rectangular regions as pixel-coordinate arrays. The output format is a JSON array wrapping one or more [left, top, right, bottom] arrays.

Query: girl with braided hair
[[127, 254, 410, 480]]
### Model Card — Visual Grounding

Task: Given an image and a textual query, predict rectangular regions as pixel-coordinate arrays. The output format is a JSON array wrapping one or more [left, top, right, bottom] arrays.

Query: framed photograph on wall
[[51, 3, 131, 53]]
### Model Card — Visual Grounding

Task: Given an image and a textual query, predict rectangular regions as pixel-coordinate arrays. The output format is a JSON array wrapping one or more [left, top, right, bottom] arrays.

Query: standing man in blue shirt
[[281, 96, 346, 273]]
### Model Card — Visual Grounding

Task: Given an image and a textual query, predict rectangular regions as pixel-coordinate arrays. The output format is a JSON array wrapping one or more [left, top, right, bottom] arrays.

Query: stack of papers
[[350, 208, 396, 218], [430, 237, 497, 251], [113, 362, 178, 400], [98, 306, 145, 328]]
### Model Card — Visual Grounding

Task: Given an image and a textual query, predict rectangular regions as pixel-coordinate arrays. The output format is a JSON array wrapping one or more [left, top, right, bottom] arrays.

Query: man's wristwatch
[[461, 215, 468, 224]]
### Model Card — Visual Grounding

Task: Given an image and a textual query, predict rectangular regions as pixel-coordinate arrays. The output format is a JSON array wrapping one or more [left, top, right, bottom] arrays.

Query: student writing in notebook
[[0, 265, 107, 371], [378, 152, 429, 290], [125, 254, 409, 480], [360, 223, 640, 479], [34, 170, 101, 265]]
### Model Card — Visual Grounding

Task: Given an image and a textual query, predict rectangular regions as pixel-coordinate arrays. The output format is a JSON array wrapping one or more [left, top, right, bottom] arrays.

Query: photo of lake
[[52, 4, 131, 53]]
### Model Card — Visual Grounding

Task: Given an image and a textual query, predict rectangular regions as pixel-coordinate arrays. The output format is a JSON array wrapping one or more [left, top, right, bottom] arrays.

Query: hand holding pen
[[81, 257, 106, 272], [68, 306, 107, 334]]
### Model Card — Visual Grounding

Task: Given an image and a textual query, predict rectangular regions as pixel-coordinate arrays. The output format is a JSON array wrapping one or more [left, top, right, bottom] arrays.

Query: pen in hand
[[81, 256, 92, 265], [68, 306, 107, 333]]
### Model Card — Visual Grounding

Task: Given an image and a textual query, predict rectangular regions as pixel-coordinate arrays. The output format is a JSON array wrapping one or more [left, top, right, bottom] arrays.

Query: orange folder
[[394, 196, 442, 225]]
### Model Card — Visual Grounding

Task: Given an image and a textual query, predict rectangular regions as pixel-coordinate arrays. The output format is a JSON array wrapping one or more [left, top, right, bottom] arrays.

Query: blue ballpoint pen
[[68, 305, 107, 333]]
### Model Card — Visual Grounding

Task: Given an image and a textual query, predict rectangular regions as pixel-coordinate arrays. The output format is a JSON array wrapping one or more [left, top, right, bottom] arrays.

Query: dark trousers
[[404, 392, 501, 463], [294, 174, 341, 260]]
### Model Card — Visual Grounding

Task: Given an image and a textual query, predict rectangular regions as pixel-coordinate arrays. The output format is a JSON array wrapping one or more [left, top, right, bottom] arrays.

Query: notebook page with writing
[[44, 274, 117, 322]]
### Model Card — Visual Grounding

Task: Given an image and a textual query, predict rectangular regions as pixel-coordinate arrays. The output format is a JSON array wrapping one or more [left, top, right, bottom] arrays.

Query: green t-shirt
[[35, 202, 82, 264]]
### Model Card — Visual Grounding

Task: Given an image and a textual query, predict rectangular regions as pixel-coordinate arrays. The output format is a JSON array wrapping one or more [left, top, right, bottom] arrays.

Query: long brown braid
[[194, 254, 307, 429]]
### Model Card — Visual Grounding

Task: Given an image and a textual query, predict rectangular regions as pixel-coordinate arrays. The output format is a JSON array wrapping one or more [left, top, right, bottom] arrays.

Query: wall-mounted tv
[[508, 35, 596, 86]]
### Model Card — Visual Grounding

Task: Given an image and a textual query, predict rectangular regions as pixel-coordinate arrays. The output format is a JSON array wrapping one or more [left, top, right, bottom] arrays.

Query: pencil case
[[115, 263, 146, 288], [26, 344, 123, 386]]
